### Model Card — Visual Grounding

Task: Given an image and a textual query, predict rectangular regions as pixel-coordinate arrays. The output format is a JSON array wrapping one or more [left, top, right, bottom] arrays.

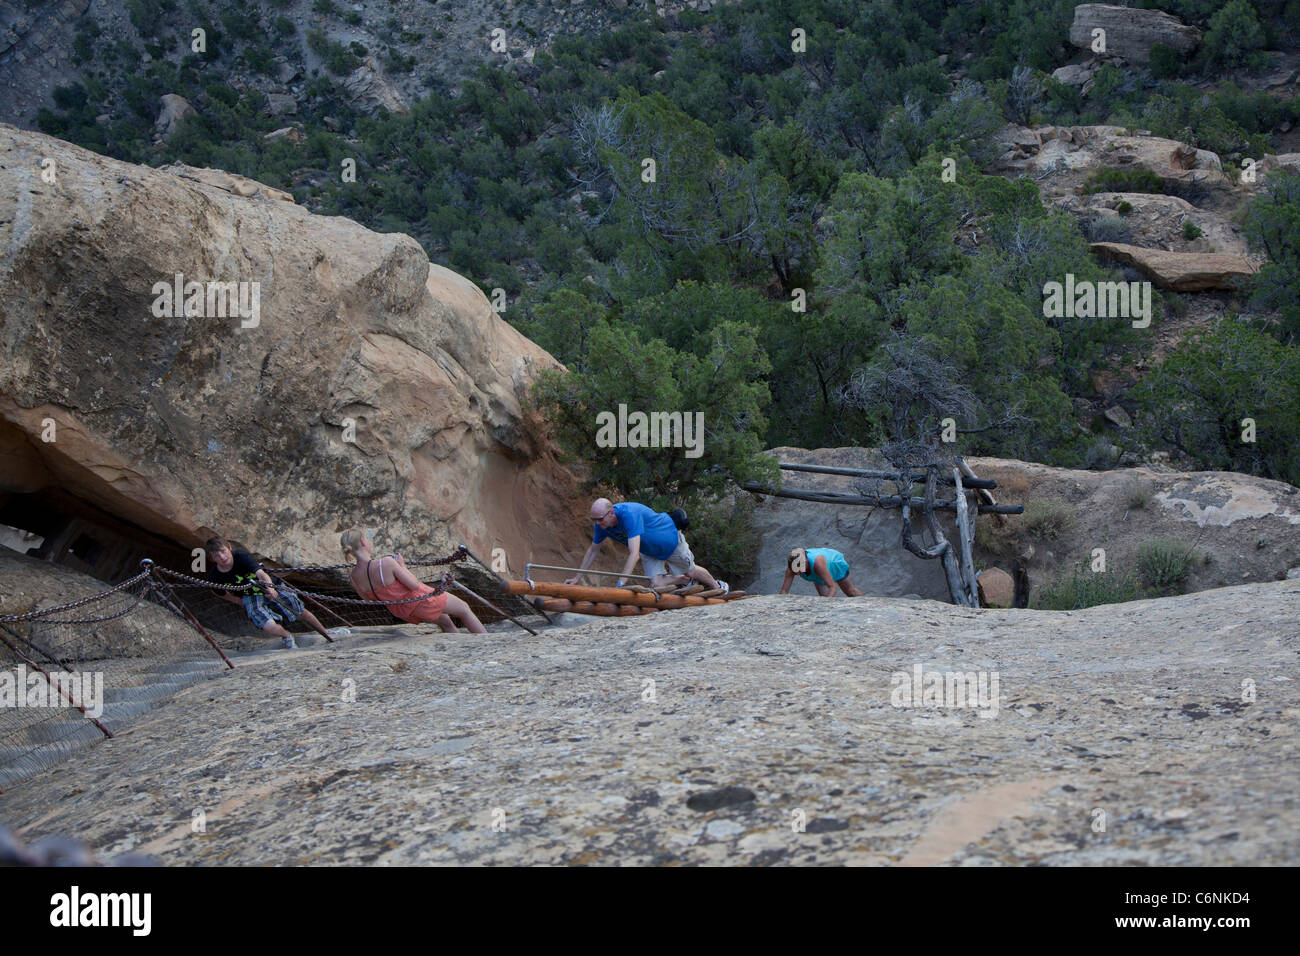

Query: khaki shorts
[[641, 532, 695, 579]]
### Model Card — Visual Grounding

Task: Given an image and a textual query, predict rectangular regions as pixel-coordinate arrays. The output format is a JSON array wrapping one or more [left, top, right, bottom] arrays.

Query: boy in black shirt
[[204, 537, 332, 649]]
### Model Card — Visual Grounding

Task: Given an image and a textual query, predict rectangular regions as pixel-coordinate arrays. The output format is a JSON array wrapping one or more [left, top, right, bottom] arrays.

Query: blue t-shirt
[[593, 502, 680, 560], [799, 548, 850, 583]]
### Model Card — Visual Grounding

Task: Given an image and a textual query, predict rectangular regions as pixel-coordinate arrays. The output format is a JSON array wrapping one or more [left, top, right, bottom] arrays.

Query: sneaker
[[715, 580, 730, 596], [282, 636, 297, 650]]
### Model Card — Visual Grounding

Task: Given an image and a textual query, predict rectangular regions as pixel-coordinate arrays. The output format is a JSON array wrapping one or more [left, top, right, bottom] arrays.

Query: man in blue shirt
[[566, 498, 728, 593]]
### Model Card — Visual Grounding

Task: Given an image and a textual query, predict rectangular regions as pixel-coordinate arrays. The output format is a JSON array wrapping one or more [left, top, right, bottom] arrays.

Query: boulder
[[1002, 125, 1229, 199], [1068, 3, 1200, 64], [1090, 242, 1259, 291], [1051, 63, 1096, 87], [154, 93, 196, 138], [264, 93, 297, 117], [0, 123, 584, 574], [1103, 405, 1132, 429], [976, 567, 1014, 607], [263, 126, 304, 144], [343, 57, 408, 115]]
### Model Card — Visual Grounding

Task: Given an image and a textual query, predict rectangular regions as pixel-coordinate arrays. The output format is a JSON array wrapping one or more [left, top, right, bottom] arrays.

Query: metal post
[[143, 562, 235, 669]]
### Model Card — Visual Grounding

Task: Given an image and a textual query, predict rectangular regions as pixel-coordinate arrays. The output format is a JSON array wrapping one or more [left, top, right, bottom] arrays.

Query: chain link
[[152, 565, 455, 606], [0, 546, 473, 625], [0, 569, 153, 625], [266, 545, 470, 575]]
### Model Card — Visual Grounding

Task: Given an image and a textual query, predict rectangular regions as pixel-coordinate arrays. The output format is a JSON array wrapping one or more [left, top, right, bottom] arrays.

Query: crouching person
[[204, 536, 333, 649], [780, 547, 863, 597], [341, 529, 486, 633]]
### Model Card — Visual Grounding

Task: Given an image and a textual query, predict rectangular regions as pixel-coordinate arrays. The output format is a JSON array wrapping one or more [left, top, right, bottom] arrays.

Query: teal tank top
[[799, 548, 850, 583]]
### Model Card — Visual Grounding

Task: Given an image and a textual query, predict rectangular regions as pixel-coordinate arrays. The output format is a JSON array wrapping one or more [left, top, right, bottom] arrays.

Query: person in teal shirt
[[779, 547, 863, 597]]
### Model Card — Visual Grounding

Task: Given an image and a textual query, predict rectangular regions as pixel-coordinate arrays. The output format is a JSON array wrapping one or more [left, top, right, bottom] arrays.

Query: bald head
[[590, 498, 613, 520]]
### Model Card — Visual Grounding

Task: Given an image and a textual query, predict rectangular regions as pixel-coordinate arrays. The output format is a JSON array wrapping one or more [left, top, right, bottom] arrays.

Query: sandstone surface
[[2, 580, 1295, 865], [1090, 242, 1259, 291]]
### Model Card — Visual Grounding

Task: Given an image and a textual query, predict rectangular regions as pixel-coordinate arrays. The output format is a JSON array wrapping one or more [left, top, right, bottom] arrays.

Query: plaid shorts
[[242, 586, 305, 629]]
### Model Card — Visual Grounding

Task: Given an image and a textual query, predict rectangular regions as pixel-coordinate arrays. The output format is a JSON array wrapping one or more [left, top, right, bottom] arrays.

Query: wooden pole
[[953, 468, 980, 607], [741, 481, 1023, 514], [778, 461, 998, 489], [918, 467, 970, 607], [507, 581, 729, 609]]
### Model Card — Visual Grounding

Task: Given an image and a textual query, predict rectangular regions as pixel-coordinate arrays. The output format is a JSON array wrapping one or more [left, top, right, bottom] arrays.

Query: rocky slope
[[0, 0, 735, 130], [0, 122, 585, 576], [2, 579, 1295, 864]]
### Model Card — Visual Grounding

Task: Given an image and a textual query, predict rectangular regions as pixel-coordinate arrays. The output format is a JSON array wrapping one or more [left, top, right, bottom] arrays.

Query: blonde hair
[[340, 528, 366, 561]]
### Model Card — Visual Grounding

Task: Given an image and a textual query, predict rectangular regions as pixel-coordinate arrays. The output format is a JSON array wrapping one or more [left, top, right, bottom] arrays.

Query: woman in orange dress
[[341, 529, 486, 633]]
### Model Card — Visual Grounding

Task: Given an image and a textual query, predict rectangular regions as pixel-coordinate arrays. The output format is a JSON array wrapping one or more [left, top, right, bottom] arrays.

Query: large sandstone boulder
[[0, 123, 583, 576], [1090, 242, 1259, 291], [1068, 4, 1200, 64]]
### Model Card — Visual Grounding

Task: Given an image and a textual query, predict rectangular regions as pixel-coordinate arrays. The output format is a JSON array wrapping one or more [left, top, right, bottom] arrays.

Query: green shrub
[[974, 519, 1021, 558], [1182, 220, 1203, 240], [1033, 563, 1143, 609], [1116, 200, 1133, 215], [1084, 167, 1166, 195], [673, 495, 762, 585], [1201, 0, 1267, 72], [1136, 538, 1200, 592], [1019, 499, 1079, 540], [1149, 43, 1181, 80], [308, 29, 362, 74], [1122, 476, 1154, 510], [1084, 214, 1132, 243]]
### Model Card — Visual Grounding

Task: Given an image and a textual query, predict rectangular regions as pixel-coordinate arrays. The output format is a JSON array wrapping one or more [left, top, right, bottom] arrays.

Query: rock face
[[1090, 242, 1259, 291], [1, 578, 1295, 864], [999, 125, 1226, 186], [1062, 192, 1251, 257], [744, 448, 956, 601], [745, 448, 1300, 605], [0, 123, 584, 576], [343, 58, 408, 116], [1068, 4, 1201, 64]]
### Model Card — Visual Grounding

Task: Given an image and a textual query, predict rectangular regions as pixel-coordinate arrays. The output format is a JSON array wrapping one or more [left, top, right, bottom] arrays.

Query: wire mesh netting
[[0, 569, 231, 788], [0, 549, 544, 788]]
